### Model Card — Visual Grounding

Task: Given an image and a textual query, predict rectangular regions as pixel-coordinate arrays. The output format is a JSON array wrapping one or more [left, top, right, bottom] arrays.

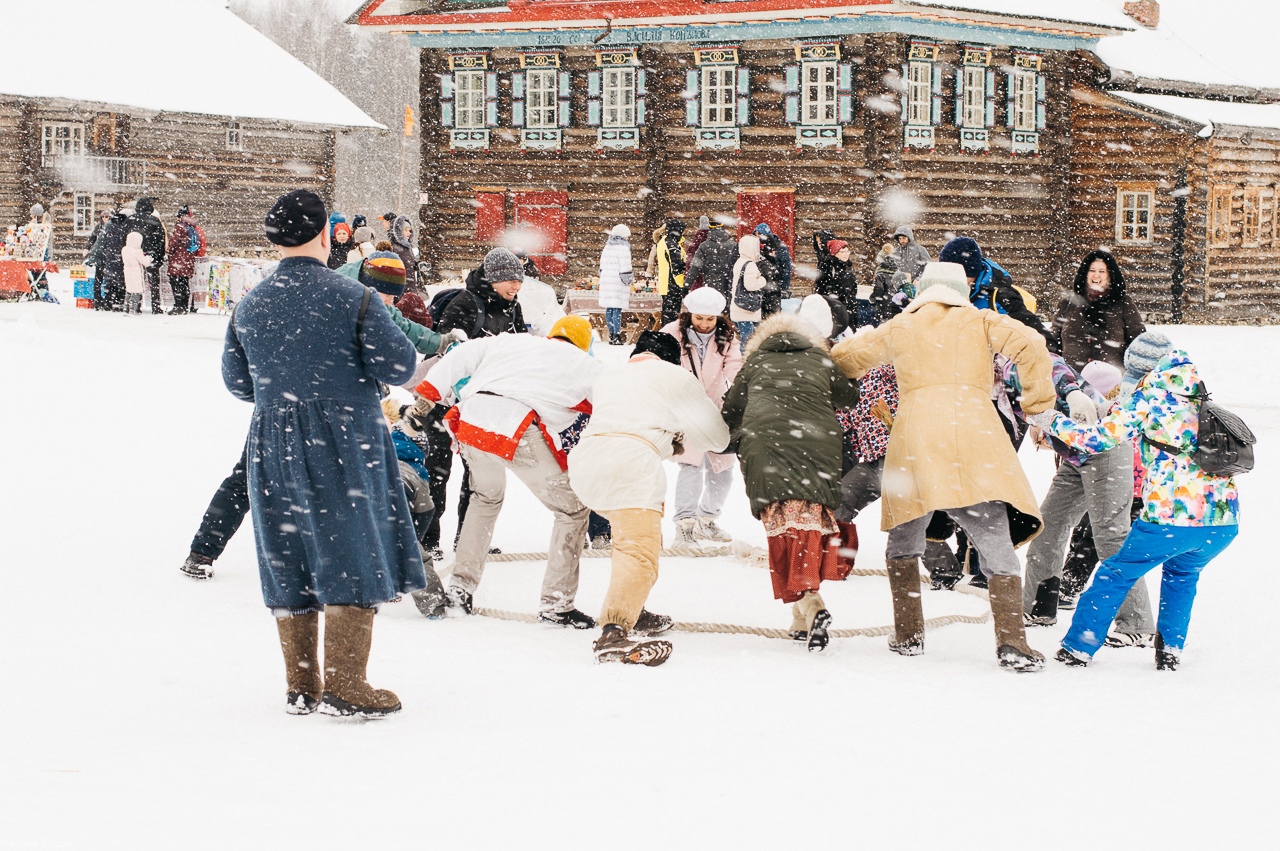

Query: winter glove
[[1065, 389, 1098, 425], [437, 328, 468, 355], [671, 431, 686, 457], [869, 399, 895, 430], [402, 396, 436, 433], [1028, 425, 1053, 451], [1027, 409, 1059, 431]]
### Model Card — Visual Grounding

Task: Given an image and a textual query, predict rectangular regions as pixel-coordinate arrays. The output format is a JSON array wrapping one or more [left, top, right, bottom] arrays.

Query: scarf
[[686, 327, 714, 364]]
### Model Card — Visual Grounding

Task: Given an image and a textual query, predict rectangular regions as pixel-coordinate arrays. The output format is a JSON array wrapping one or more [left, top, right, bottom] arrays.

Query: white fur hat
[[915, 262, 970, 301], [797, 294, 834, 339], [610, 224, 631, 239], [683, 286, 726, 316]]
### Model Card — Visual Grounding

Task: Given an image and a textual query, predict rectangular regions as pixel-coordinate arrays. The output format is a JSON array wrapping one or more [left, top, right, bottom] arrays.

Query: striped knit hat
[[359, 251, 407, 298]]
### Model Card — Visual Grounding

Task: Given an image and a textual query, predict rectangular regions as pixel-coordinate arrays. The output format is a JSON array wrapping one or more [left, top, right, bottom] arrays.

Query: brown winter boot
[[320, 605, 402, 717], [988, 575, 1046, 673], [886, 559, 925, 656], [276, 611, 323, 715]]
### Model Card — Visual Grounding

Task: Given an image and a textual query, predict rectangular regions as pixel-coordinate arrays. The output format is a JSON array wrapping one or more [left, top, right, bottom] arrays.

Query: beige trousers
[[598, 508, 662, 632]]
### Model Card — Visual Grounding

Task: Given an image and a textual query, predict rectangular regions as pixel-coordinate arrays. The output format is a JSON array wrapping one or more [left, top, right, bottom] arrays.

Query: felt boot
[[275, 611, 323, 715], [988, 575, 1045, 673], [788, 602, 807, 642], [886, 558, 925, 656], [799, 590, 831, 652], [320, 605, 401, 717]]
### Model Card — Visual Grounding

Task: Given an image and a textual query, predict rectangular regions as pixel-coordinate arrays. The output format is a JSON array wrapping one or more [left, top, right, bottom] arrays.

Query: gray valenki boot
[[988, 575, 1045, 673], [276, 611, 323, 715], [320, 605, 402, 717], [886, 558, 925, 656]]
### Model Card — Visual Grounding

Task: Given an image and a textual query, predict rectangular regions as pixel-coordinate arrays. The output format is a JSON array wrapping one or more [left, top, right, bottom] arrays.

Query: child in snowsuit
[[383, 399, 448, 619], [1031, 348, 1240, 670], [120, 231, 151, 314]]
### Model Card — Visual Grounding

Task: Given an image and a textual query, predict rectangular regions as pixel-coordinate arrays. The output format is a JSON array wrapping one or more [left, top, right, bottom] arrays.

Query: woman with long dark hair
[[1052, 249, 1145, 372]]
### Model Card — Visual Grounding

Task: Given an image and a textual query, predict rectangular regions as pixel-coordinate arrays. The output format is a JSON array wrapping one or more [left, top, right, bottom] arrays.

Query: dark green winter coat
[[721, 313, 859, 518]]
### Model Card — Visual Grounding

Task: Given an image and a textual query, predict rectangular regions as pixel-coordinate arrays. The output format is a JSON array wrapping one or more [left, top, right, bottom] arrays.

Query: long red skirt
[[766, 522, 859, 604]]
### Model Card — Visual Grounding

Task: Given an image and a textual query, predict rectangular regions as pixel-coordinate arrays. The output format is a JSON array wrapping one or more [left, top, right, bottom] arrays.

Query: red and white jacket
[[415, 335, 599, 469]]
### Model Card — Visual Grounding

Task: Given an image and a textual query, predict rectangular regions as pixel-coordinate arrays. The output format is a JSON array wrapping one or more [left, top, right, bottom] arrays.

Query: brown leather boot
[[320, 606, 402, 717], [276, 612, 323, 714], [988, 575, 1046, 673], [886, 559, 925, 655]]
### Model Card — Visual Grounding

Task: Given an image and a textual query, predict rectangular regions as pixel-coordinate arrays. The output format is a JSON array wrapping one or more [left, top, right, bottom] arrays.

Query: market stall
[[561, 288, 663, 344], [191, 257, 275, 313]]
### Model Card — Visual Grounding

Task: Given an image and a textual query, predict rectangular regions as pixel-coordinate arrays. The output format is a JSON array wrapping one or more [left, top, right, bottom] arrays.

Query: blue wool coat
[[222, 256, 427, 609]]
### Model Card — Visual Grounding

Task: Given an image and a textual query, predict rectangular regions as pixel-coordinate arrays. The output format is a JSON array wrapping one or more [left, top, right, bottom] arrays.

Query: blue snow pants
[[1061, 520, 1238, 656]]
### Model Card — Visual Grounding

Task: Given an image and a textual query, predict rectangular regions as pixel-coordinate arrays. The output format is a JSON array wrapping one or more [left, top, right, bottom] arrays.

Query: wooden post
[[1170, 162, 1187, 323]]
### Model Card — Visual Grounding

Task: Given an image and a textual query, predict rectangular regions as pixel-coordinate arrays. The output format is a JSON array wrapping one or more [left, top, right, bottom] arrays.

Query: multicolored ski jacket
[[1044, 350, 1239, 526]]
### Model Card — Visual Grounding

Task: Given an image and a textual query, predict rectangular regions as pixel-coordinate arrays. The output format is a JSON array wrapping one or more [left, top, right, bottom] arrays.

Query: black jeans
[[170, 275, 190, 313], [190, 444, 250, 560], [146, 268, 163, 313]]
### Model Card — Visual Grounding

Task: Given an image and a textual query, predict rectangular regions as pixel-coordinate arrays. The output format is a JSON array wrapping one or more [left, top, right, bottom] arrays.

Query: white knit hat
[[797, 294, 834, 339], [610, 224, 631, 239], [1080, 361, 1123, 397], [915, 262, 970, 301], [683, 286, 726, 316]]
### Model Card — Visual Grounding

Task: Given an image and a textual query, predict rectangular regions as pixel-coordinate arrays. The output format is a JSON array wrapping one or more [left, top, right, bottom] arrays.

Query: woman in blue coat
[[222, 190, 426, 718]]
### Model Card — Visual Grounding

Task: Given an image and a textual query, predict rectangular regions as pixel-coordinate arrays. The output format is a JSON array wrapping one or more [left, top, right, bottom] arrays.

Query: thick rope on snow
[[485, 546, 734, 562], [470, 561, 991, 640]]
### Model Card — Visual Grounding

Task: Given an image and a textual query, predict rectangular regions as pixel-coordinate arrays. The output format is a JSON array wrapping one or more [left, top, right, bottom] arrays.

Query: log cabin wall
[[14, 100, 338, 266], [1202, 133, 1280, 322], [1067, 90, 1208, 322], [0, 101, 28, 235]]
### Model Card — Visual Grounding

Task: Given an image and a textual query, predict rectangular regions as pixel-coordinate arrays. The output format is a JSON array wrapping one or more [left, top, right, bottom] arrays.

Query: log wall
[[1202, 134, 1280, 322]]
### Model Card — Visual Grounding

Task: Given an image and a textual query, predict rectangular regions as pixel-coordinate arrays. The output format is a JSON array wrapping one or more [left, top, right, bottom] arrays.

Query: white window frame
[[74, 193, 95, 236], [1013, 69, 1038, 132], [700, 65, 736, 128], [1208, 184, 1232, 248], [42, 122, 84, 163], [961, 65, 986, 129], [1115, 185, 1155, 245], [801, 61, 837, 126], [454, 69, 487, 130], [602, 66, 636, 128], [906, 61, 932, 125], [226, 121, 243, 151], [525, 68, 558, 129]]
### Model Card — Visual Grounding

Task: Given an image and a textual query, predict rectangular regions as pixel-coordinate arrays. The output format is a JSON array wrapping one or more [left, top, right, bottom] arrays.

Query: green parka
[[721, 313, 859, 518]]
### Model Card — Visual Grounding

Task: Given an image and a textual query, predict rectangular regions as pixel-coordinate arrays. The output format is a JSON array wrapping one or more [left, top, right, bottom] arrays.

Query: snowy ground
[[1, 302, 1273, 849]]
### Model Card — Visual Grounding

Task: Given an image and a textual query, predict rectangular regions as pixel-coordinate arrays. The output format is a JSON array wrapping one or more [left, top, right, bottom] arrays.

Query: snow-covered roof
[[0, 0, 381, 129], [903, 1, 1134, 31], [1112, 91, 1280, 136], [1095, 0, 1280, 92]]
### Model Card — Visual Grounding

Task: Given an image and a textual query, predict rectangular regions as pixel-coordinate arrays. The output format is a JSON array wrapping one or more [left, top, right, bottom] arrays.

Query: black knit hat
[[264, 190, 327, 247], [632, 330, 681, 366]]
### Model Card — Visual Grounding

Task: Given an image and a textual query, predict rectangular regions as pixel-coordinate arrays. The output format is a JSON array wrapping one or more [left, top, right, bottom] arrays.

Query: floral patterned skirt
[[760, 501, 858, 603]]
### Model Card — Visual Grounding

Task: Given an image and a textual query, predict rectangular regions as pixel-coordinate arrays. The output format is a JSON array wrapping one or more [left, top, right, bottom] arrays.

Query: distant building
[[0, 0, 381, 265]]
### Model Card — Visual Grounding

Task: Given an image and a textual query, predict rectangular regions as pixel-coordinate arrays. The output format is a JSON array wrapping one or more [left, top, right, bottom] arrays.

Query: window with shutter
[[736, 66, 751, 126], [1115, 183, 1156, 245], [587, 70, 602, 127], [837, 63, 853, 125], [1009, 61, 1041, 154], [958, 62, 991, 152], [484, 71, 499, 128], [440, 72, 455, 128], [557, 71, 572, 128], [454, 69, 486, 129], [511, 70, 526, 128], [701, 65, 736, 127], [904, 59, 935, 149], [784, 64, 801, 125], [684, 68, 700, 127], [984, 67, 997, 128]]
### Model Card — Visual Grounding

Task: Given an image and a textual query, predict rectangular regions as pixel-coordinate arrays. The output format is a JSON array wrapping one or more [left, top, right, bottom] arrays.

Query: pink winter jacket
[[661, 319, 742, 472], [121, 231, 152, 295]]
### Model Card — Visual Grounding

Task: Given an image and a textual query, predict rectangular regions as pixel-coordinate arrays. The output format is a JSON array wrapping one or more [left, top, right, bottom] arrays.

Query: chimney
[[1124, 0, 1160, 29]]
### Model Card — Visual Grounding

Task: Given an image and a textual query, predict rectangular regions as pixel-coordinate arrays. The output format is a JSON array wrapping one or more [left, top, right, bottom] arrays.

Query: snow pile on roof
[[1095, 0, 1280, 91], [1113, 91, 1280, 134], [0, 0, 381, 129], [904, 0, 1134, 30]]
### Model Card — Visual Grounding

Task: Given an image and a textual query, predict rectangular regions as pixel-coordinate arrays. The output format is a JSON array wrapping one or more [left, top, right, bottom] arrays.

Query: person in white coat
[[729, 233, 767, 348], [120, 231, 152, 314], [598, 224, 634, 345], [659, 286, 743, 546], [515, 259, 566, 337], [404, 326, 602, 626], [568, 331, 730, 665]]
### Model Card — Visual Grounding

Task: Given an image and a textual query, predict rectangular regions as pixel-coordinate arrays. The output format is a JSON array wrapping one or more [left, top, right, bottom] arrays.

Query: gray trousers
[[887, 501, 1021, 577], [673, 458, 734, 520], [1022, 445, 1153, 632], [453, 430, 589, 613]]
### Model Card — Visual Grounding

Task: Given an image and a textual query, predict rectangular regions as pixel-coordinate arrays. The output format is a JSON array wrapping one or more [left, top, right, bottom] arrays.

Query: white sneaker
[[671, 518, 699, 548], [695, 517, 732, 542]]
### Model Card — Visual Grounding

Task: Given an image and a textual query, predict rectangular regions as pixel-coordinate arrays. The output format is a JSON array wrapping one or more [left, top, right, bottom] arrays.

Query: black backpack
[[1146, 381, 1255, 476], [429, 288, 486, 338]]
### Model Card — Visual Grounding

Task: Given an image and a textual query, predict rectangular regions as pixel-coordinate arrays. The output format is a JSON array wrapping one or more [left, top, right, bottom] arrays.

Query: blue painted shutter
[[1035, 73, 1047, 130], [557, 70, 571, 127], [684, 68, 700, 126], [587, 70, 602, 127], [900, 63, 909, 122], [636, 68, 648, 125], [784, 64, 800, 124], [930, 63, 943, 125], [954, 67, 965, 127], [1006, 70, 1016, 128], [736, 66, 751, 126], [511, 71, 525, 128], [440, 72, 454, 128], [485, 71, 498, 127], [984, 67, 996, 127], [837, 62, 853, 124]]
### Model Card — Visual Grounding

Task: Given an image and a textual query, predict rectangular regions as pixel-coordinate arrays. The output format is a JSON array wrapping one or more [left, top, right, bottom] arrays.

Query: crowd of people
[[191, 188, 1247, 718]]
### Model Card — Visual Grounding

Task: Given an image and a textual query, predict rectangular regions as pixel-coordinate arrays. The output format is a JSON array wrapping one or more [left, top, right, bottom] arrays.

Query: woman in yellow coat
[[830, 262, 1055, 672], [646, 219, 687, 325]]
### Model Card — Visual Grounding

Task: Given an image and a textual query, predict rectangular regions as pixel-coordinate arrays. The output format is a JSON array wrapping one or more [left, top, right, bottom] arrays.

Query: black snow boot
[[1155, 633, 1180, 671], [1027, 576, 1060, 625], [593, 624, 672, 666], [539, 608, 596, 629], [1055, 647, 1090, 667], [445, 586, 473, 614], [412, 589, 448, 620], [180, 552, 214, 580], [631, 609, 673, 636]]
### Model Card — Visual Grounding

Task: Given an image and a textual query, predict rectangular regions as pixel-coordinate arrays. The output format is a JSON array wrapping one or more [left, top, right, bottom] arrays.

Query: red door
[[474, 191, 505, 243], [513, 190, 568, 276], [736, 190, 796, 253]]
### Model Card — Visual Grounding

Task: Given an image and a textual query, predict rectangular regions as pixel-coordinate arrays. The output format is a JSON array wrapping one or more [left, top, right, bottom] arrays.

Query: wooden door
[[473, 190, 505, 243], [513, 189, 568, 276], [736, 189, 795, 252]]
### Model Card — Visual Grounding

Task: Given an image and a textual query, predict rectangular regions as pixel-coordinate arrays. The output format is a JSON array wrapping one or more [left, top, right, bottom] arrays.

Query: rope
[[485, 546, 734, 562], [470, 561, 991, 641]]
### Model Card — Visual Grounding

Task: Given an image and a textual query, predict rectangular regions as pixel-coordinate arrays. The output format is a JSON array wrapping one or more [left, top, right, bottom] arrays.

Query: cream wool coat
[[568, 356, 730, 513], [830, 285, 1055, 543]]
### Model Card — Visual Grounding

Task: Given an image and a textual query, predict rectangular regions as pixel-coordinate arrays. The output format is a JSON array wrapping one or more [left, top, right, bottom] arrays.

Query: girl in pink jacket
[[120, 231, 152, 314]]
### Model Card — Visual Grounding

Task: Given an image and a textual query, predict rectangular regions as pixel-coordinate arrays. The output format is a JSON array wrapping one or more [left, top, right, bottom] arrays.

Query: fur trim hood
[[743, 311, 829, 357]]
